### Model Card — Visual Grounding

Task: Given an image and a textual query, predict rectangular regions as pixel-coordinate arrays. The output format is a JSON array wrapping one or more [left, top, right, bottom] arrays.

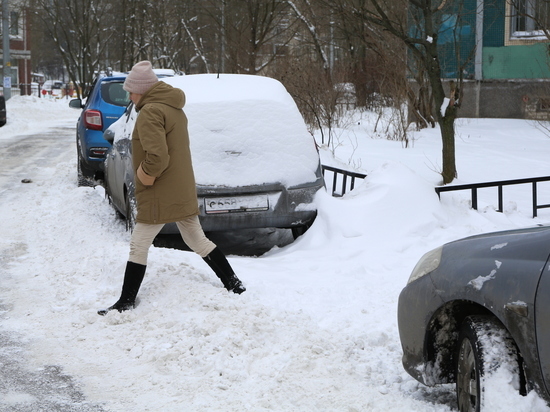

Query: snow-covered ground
[[1, 95, 550, 411]]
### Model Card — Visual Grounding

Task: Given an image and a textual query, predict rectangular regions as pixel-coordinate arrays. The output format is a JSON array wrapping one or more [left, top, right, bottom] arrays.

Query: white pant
[[129, 215, 216, 265]]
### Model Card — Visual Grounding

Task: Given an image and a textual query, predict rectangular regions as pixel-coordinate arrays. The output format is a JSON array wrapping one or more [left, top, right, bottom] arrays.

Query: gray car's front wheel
[[456, 315, 525, 412], [125, 190, 136, 232]]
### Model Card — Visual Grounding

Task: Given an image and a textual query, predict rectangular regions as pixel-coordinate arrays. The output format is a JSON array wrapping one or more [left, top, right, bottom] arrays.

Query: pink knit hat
[[123, 61, 159, 94]]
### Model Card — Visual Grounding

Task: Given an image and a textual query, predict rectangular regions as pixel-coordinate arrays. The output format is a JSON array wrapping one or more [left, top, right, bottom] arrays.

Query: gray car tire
[[125, 191, 136, 232], [456, 315, 526, 412]]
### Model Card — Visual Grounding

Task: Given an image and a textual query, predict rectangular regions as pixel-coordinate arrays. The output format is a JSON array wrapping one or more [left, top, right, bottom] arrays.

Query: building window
[[510, 0, 550, 38], [0, 11, 21, 37], [10, 11, 19, 36]]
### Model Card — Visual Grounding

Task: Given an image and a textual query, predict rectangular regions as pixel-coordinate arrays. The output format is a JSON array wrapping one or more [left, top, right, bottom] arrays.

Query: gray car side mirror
[[69, 98, 83, 109], [103, 128, 115, 144]]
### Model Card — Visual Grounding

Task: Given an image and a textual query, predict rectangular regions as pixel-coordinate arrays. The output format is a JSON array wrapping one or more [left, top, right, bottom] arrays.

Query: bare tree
[[203, 0, 297, 74], [33, 0, 115, 96], [181, 15, 212, 73], [287, 0, 331, 72], [330, 0, 478, 184], [110, 0, 177, 71], [328, 0, 379, 108]]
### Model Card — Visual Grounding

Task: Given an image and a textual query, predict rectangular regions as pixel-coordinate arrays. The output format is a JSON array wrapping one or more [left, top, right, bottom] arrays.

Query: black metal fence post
[[533, 181, 538, 218]]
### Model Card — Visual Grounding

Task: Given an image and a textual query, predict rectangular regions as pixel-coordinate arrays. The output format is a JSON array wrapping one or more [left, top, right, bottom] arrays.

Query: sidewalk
[[0, 305, 109, 411]]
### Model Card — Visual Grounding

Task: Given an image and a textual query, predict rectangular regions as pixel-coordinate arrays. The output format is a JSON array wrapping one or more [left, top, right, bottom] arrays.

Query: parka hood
[[136, 81, 185, 111]]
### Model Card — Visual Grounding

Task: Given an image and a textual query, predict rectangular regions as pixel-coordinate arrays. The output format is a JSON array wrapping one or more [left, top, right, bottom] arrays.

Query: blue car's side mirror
[[69, 98, 83, 109]]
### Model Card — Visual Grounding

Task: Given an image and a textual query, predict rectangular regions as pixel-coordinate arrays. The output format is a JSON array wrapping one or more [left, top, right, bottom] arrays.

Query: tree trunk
[[434, 78, 459, 184], [425, 42, 458, 184], [440, 115, 457, 184]]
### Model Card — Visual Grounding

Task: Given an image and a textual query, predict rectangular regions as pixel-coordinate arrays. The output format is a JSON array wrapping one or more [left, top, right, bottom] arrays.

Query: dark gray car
[[0, 95, 6, 127], [103, 74, 325, 237], [398, 225, 550, 411]]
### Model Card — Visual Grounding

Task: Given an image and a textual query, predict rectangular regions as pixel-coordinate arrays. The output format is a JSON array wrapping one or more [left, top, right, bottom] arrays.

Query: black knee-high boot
[[203, 247, 246, 294], [98, 261, 147, 315]]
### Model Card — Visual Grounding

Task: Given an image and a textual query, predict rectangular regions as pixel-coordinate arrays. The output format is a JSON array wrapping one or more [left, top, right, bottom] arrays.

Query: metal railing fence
[[321, 165, 367, 197], [435, 176, 550, 218], [322, 165, 550, 219]]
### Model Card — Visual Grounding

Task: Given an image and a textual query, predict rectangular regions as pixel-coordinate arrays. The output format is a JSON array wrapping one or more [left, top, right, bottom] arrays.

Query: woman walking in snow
[[98, 61, 245, 316]]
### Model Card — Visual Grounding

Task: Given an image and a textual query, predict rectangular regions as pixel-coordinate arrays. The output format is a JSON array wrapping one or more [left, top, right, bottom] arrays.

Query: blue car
[[70, 74, 129, 186]]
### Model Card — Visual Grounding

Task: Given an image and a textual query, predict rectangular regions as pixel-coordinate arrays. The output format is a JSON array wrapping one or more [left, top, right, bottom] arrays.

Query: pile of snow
[[1, 95, 550, 411], [0, 94, 79, 141]]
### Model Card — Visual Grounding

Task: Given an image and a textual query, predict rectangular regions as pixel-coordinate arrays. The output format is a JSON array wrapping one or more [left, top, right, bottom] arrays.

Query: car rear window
[[101, 82, 130, 107]]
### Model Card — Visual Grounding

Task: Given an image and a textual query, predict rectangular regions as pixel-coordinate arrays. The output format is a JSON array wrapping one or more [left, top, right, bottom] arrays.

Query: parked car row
[[71, 72, 324, 237]]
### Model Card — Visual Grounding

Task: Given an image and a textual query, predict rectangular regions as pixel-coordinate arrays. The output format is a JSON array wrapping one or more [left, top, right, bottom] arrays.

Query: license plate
[[204, 195, 269, 214]]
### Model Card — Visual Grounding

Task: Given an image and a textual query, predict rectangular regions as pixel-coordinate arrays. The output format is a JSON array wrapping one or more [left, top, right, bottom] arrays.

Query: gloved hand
[[137, 163, 156, 186]]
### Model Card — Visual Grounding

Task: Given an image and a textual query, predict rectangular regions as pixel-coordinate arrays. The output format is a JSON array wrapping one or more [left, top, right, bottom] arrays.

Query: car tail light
[[89, 147, 108, 158], [84, 109, 102, 130]]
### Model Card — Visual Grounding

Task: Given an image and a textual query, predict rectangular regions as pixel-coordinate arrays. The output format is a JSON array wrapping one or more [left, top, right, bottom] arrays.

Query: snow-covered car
[[103, 74, 324, 237], [398, 225, 550, 411]]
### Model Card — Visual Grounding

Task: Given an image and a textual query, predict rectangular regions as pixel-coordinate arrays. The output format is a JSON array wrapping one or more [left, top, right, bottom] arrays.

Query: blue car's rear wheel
[[76, 141, 95, 187]]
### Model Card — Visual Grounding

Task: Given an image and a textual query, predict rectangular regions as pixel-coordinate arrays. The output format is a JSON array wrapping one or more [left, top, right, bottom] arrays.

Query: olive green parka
[[132, 81, 199, 224]]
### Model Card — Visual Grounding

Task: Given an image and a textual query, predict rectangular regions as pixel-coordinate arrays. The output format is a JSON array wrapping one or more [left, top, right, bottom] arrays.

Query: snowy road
[[0, 126, 74, 191], [0, 126, 108, 411]]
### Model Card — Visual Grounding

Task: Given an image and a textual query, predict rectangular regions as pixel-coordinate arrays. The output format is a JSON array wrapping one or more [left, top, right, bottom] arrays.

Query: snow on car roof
[[153, 68, 176, 77], [163, 74, 320, 188], [162, 73, 296, 105]]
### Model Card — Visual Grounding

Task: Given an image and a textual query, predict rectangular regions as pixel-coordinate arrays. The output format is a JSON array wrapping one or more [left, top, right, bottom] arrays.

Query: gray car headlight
[[407, 246, 443, 284]]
